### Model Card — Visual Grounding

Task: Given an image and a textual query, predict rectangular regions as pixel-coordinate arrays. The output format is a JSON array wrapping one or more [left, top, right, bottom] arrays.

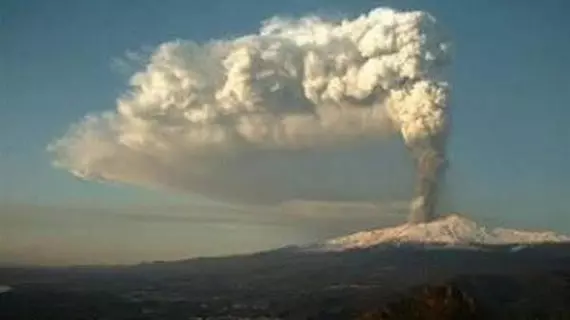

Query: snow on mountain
[[317, 214, 570, 251]]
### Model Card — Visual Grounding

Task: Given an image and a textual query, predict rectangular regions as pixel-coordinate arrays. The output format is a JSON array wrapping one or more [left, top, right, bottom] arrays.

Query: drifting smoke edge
[[48, 7, 451, 222]]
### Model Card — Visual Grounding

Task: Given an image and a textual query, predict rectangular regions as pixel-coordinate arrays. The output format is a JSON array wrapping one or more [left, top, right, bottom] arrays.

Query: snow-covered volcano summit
[[318, 214, 570, 251]]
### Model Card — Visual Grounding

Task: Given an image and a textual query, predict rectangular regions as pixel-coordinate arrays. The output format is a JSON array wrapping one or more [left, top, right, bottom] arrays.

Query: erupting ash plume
[[409, 136, 448, 223], [49, 8, 451, 222]]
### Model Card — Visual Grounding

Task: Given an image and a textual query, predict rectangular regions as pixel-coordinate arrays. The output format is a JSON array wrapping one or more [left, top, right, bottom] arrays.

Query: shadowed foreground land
[[1, 243, 569, 319]]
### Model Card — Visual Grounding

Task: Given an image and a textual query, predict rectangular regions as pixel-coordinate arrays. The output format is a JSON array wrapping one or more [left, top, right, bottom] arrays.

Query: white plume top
[[321, 214, 570, 250]]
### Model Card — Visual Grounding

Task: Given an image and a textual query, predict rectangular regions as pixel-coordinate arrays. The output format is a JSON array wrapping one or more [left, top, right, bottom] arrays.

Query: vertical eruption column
[[396, 81, 451, 224], [408, 146, 447, 224]]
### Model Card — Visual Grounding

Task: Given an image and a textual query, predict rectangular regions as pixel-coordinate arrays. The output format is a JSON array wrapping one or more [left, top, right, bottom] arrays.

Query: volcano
[[314, 214, 570, 251], [2, 214, 570, 319]]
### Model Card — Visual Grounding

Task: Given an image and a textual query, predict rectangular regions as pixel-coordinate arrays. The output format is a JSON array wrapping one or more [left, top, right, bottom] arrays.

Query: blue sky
[[1, 0, 569, 264]]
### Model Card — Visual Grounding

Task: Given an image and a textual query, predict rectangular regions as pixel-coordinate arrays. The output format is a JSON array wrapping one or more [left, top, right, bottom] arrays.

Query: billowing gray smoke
[[49, 8, 450, 223]]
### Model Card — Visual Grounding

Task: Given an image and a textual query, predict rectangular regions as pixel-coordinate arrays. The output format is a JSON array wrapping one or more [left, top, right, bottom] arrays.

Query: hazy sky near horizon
[[1, 0, 569, 265]]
